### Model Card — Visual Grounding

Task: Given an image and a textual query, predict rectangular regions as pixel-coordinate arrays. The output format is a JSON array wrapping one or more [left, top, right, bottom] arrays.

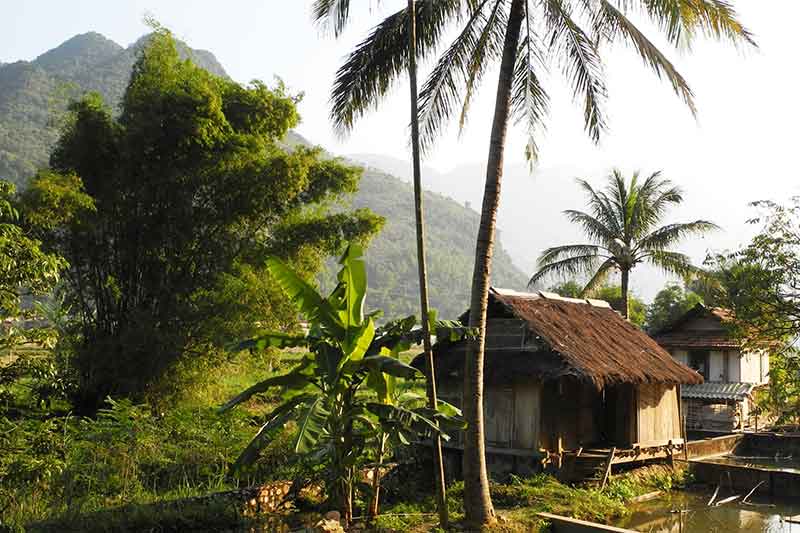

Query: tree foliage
[[0, 32, 228, 186], [646, 283, 703, 332], [704, 200, 800, 426], [530, 170, 716, 317], [709, 199, 800, 349], [22, 31, 381, 409], [0, 181, 66, 316], [224, 244, 464, 523]]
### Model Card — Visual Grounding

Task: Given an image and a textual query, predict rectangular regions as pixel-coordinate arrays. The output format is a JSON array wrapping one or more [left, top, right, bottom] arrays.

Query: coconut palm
[[529, 170, 718, 318], [313, 1, 450, 526], [315, 0, 751, 527]]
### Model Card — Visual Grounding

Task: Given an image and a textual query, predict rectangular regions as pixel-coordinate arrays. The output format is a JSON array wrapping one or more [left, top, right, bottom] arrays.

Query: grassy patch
[[0, 351, 300, 531], [371, 465, 689, 532]]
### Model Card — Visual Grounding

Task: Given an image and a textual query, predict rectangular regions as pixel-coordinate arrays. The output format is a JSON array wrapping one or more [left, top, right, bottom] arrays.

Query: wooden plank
[[513, 382, 540, 450], [485, 387, 514, 447], [600, 447, 616, 489]]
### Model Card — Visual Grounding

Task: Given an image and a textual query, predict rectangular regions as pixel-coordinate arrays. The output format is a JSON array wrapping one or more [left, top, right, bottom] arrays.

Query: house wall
[[708, 351, 725, 382], [740, 349, 769, 384], [540, 379, 603, 451], [672, 349, 688, 366], [636, 384, 681, 445], [728, 351, 741, 382], [439, 379, 542, 451], [513, 383, 541, 450]]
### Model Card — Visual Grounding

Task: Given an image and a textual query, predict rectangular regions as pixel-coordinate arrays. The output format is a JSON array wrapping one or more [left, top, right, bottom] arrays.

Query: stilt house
[[416, 288, 702, 477], [652, 304, 770, 432]]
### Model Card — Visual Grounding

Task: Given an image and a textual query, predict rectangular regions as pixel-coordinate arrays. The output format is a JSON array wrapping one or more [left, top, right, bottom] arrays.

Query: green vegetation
[[373, 466, 690, 532], [707, 199, 800, 427], [0, 32, 528, 324], [530, 170, 717, 320], [0, 352, 296, 531], [0, 32, 226, 186], [349, 166, 527, 319], [646, 283, 704, 332], [225, 244, 465, 525], [21, 31, 380, 411]]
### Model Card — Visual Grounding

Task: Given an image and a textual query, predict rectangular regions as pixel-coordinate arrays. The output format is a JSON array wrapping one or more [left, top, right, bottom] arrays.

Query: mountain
[[0, 32, 226, 185], [347, 153, 728, 302], [0, 33, 528, 320]]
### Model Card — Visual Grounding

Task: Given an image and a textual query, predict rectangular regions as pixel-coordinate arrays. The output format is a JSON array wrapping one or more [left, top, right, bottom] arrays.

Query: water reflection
[[617, 492, 800, 532]]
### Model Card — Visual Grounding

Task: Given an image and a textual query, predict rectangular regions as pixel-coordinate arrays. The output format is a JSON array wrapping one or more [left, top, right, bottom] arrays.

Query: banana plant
[[222, 244, 465, 524]]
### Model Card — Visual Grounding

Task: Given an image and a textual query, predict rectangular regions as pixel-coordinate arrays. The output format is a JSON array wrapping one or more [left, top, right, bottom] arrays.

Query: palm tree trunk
[[620, 268, 630, 319], [407, 0, 449, 527], [463, 0, 524, 527]]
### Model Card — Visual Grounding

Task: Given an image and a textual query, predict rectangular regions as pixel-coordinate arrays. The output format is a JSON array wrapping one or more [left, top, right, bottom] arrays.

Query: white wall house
[[652, 304, 770, 432]]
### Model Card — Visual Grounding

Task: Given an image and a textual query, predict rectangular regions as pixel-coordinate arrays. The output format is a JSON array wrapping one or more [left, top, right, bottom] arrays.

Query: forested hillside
[[0, 32, 527, 319], [349, 166, 527, 319], [0, 32, 226, 184]]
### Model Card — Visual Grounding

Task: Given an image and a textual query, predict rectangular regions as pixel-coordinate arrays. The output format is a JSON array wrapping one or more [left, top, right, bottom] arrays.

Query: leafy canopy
[[646, 283, 703, 333], [22, 30, 381, 408]]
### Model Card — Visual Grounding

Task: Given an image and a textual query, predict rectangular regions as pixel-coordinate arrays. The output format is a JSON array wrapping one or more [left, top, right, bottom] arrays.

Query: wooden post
[[668, 440, 675, 469], [600, 447, 616, 490]]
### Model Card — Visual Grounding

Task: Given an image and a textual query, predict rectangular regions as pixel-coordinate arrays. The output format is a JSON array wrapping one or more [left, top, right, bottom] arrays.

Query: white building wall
[[728, 350, 741, 382], [671, 349, 688, 366], [739, 351, 762, 384], [708, 351, 725, 382]]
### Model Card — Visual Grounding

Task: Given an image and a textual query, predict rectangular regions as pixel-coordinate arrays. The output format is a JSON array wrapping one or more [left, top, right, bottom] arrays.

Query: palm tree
[[316, 1, 752, 527], [312, 1, 449, 526], [529, 170, 718, 318]]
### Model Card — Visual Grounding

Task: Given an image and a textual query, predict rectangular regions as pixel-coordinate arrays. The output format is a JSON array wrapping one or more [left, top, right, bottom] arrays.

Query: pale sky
[[3, 1, 799, 299]]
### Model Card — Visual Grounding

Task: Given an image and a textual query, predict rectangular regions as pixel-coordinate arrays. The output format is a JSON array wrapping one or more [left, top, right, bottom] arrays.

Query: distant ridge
[[0, 32, 227, 184], [0, 32, 528, 319]]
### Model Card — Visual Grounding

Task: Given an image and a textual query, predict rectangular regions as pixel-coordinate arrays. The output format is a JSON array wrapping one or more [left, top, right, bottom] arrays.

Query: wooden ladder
[[567, 447, 615, 485]]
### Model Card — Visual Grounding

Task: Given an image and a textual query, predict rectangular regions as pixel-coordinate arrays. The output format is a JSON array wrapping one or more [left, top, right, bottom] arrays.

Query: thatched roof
[[651, 303, 739, 349], [417, 288, 702, 388]]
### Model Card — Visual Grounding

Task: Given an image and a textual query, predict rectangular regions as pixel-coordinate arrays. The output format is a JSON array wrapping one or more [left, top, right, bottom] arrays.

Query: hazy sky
[[3, 1, 799, 298]]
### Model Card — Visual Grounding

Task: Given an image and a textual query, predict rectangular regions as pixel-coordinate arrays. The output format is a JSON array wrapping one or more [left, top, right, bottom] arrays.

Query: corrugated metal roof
[[682, 382, 757, 401]]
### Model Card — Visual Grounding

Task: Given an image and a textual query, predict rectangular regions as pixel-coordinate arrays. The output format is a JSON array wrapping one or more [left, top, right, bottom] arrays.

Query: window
[[689, 350, 710, 380]]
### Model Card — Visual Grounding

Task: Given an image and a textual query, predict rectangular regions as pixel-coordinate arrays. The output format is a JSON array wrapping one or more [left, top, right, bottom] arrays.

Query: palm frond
[[563, 209, 615, 244], [576, 178, 623, 238], [582, 258, 617, 295], [634, 0, 755, 48], [312, 0, 352, 38], [329, 0, 462, 135], [645, 249, 698, 277], [542, 0, 607, 142], [537, 243, 606, 267], [417, 0, 500, 152], [457, 0, 508, 135], [529, 253, 603, 287], [595, 1, 695, 115], [511, 4, 550, 163], [636, 220, 719, 253]]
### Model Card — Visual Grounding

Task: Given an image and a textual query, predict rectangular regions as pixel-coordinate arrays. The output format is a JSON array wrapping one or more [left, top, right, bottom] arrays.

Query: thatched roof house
[[415, 288, 701, 475]]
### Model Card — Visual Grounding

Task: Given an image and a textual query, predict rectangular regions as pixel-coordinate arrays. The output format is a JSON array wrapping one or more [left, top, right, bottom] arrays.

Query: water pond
[[701, 454, 800, 475], [617, 491, 800, 533]]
